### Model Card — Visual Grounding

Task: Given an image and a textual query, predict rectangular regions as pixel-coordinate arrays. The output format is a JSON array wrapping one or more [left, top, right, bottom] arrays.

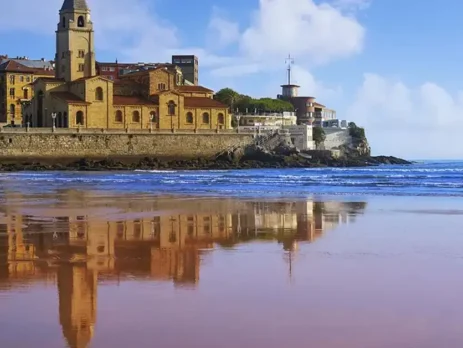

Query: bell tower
[[56, 0, 96, 82]]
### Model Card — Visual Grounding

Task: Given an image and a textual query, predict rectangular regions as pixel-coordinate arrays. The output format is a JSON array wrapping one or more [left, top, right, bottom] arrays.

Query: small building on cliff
[[24, 0, 230, 131], [276, 57, 337, 127]]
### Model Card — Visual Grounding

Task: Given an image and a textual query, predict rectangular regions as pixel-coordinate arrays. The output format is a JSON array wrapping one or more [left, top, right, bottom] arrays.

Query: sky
[[1, 0, 463, 159]]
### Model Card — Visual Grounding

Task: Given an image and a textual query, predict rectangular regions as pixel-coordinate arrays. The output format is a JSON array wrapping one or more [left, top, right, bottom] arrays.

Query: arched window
[[218, 113, 225, 124], [95, 87, 103, 101], [132, 110, 140, 123], [202, 112, 210, 124], [62, 17, 66, 28], [9, 104, 15, 117], [23, 89, 28, 99], [150, 111, 157, 123], [186, 112, 193, 124], [77, 16, 85, 28], [19, 76, 24, 82], [115, 110, 123, 123], [76, 111, 84, 125], [168, 100, 176, 116]]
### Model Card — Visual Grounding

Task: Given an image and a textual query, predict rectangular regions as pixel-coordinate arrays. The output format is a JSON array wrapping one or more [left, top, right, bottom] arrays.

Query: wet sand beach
[[1, 187, 463, 348]]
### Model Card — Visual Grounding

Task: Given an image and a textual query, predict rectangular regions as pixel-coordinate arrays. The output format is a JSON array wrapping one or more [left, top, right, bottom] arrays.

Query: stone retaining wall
[[0, 132, 255, 159]]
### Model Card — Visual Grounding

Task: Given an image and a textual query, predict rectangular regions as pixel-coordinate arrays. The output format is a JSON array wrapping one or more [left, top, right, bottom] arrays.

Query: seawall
[[323, 129, 351, 150], [0, 130, 255, 160]]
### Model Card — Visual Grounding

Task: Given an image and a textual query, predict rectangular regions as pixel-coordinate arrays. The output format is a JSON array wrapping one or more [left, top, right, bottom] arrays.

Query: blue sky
[[1, 0, 462, 159]]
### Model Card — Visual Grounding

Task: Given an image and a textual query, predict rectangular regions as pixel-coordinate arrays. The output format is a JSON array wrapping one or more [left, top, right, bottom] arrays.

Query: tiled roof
[[0, 60, 54, 75], [12, 59, 53, 70], [113, 95, 157, 106], [51, 92, 90, 105], [69, 76, 114, 85], [184, 97, 227, 108], [32, 77, 64, 84], [177, 85, 213, 93], [61, 0, 89, 11]]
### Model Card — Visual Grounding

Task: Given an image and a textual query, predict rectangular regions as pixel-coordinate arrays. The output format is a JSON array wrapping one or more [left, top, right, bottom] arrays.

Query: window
[[158, 83, 166, 91], [62, 16, 66, 28], [23, 89, 28, 99], [19, 76, 24, 82], [76, 111, 84, 125], [186, 112, 193, 124], [168, 100, 176, 116], [26, 76, 31, 82], [78, 50, 85, 58], [109, 67, 115, 72], [101, 67, 108, 72], [9, 75, 15, 84], [77, 15, 85, 27], [202, 112, 210, 124], [115, 110, 123, 123], [9, 104, 15, 116], [95, 87, 103, 101], [9, 88, 15, 98], [149, 111, 157, 123], [78, 64, 85, 72], [132, 110, 140, 122], [218, 113, 225, 124]]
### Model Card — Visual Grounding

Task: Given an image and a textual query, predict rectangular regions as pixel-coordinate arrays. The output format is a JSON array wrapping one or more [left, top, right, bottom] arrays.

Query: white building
[[285, 125, 315, 151], [237, 112, 297, 132]]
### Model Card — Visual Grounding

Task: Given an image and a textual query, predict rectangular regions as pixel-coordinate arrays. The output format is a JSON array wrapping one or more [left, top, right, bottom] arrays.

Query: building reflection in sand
[[0, 193, 366, 348]]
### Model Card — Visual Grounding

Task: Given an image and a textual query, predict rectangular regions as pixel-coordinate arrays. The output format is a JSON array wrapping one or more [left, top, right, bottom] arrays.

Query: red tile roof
[[113, 95, 157, 106], [184, 97, 227, 108], [177, 85, 213, 93], [0, 60, 54, 75], [51, 92, 90, 105], [72, 75, 113, 83]]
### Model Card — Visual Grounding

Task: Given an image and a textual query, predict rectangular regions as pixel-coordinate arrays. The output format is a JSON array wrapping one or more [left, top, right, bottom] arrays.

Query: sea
[[1, 161, 463, 348], [0, 160, 461, 198]]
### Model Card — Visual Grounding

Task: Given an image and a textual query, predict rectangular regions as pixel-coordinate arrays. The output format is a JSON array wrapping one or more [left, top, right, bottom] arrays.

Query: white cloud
[[240, 0, 365, 65], [208, 8, 240, 48], [347, 74, 463, 159]]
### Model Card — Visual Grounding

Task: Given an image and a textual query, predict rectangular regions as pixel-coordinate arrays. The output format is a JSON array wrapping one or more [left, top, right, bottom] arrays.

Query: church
[[25, 0, 230, 131]]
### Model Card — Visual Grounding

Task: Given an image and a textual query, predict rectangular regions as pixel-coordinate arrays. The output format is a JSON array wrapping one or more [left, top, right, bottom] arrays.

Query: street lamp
[[51, 112, 57, 132]]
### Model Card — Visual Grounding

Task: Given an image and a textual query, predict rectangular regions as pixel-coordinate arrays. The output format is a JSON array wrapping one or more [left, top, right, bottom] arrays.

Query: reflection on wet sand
[[0, 193, 366, 348]]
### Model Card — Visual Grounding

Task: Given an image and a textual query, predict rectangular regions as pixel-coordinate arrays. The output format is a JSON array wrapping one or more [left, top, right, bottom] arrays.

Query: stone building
[[0, 57, 54, 125], [25, 0, 230, 130]]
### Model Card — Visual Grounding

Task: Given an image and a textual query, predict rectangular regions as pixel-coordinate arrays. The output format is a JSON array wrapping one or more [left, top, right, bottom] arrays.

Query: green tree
[[214, 88, 294, 113], [348, 122, 366, 140], [214, 88, 240, 109], [313, 127, 326, 146]]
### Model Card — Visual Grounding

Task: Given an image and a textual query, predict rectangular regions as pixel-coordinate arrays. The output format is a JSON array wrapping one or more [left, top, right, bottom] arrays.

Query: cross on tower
[[285, 54, 295, 85]]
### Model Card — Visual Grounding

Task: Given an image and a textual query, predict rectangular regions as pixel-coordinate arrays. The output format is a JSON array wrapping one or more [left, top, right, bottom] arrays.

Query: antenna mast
[[285, 54, 294, 85]]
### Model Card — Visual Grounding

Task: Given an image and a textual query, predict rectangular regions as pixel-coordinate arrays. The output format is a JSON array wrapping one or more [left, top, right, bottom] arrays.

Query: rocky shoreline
[[0, 152, 411, 172]]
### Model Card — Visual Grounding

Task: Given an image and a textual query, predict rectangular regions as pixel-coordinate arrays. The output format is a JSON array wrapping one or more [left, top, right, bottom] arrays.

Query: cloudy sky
[[1, 0, 462, 159]]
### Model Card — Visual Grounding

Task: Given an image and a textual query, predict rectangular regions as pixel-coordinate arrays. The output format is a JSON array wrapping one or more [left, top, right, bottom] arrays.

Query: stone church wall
[[0, 132, 254, 160]]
